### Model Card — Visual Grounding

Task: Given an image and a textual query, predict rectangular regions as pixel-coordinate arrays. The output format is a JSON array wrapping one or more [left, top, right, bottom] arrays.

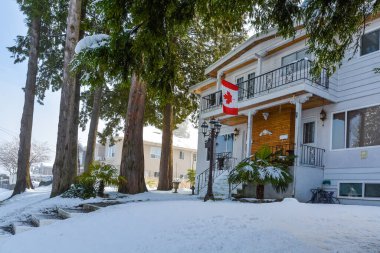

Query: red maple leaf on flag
[[223, 91, 233, 104]]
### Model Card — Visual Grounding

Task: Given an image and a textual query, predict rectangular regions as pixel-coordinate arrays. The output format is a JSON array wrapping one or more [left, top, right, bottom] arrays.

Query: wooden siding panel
[[251, 106, 295, 154]]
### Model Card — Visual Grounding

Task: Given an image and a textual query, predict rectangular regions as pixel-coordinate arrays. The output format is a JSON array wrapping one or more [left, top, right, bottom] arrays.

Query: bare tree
[[0, 139, 51, 177]]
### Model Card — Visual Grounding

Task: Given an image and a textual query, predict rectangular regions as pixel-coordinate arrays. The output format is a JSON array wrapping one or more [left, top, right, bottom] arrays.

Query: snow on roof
[[75, 34, 109, 54], [143, 126, 197, 151]]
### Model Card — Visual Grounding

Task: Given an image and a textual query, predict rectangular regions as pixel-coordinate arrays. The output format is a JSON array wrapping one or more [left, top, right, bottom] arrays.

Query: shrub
[[62, 162, 125, 199], [229, 145, 294, 199], [187, 169, 196, 187]]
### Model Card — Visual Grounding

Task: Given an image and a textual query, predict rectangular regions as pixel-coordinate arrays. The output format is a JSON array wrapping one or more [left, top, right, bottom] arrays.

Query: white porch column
[[294, 101, 302, 166], [246, 110, 254, 158], [216, 71, 223, 90], [255, 53, 263, 75]]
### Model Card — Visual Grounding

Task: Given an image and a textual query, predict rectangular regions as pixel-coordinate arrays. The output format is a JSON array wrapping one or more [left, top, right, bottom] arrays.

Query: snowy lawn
[[0, 188, 380, 253]]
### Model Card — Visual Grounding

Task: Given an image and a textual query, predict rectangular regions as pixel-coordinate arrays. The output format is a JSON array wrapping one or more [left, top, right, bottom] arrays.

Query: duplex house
[[191, 19, 380, 205]]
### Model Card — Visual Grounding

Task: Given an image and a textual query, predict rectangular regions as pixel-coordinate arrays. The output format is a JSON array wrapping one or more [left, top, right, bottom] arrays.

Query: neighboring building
[[0, 174, 10, 189], [104, 126, 197, 187], [31, 162, 53, 175], [191, 20, 380, 205]]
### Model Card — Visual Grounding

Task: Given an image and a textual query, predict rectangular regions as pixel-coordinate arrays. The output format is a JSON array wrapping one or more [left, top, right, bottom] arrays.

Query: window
[[332, 105, 380, 149], [107, 145, 115, 158], [179, 151, 184, 160], [339, 182, 380, 198], [247, 72, 255, 97], [365, 183, 380, 198], [150, 147, 161, 159], [193, 153, 197, 162], [303, 121, 315, 144], [282, 48, 310, 66], [339, 183, 363, 197], [154, 172, 159, 178], [361, 30, 380, 56], [236, 77, 244, 100]]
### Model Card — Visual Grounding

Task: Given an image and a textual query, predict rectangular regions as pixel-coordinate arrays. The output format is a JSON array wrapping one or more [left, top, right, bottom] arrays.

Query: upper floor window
[[150, 147, 161, 159], [236, 77, 244, 99], [107, 145, 115, 158], [193, 153, 197, 162], [303, 121, 315, 144], [281, 48, 310, 66], [179, 151, 185, 160], [332, 105, 380, 149], [361, 30, 380, 56]]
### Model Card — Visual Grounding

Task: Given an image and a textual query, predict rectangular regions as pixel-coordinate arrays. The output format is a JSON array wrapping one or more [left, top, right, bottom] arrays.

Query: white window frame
[[302, 117, 317, 145], [107, 145, 115, 158], [360, 28, 380, 57], [337, 181, 380, 200], [150, 147, 161, 159], [330, 103, 380, 151], [179, 151, 184, 160]]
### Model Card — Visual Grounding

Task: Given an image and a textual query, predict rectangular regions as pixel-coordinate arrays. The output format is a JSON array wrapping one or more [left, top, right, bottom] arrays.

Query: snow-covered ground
[[0, 187, 380, 253]]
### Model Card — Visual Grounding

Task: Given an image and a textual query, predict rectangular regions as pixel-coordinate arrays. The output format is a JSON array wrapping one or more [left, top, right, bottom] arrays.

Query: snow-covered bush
[[228, 145, 294, 199], [62, 163, 125, 199]]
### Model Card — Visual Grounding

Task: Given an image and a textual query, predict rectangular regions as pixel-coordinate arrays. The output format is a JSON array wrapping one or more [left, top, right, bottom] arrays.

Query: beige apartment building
[[103, 126, 197, 187]]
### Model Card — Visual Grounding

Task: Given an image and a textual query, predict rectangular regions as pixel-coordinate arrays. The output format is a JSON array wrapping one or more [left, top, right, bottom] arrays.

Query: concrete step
[[57, 207, 91, 219], [30, 213, 62, 227], [11, 221, 36, 235]]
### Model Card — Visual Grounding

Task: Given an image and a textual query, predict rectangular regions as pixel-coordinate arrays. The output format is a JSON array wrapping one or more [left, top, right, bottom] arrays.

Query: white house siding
[[301, 93, 380, 205]]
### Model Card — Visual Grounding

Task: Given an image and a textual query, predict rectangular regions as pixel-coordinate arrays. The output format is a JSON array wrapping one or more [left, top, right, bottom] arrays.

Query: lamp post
[[201, 117, 222, 201]]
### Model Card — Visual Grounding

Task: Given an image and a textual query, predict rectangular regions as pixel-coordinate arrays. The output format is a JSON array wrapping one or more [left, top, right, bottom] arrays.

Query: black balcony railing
[[201, 90, 222, 112], [299, 144, 325, 168], [201, 59, 329, 112]]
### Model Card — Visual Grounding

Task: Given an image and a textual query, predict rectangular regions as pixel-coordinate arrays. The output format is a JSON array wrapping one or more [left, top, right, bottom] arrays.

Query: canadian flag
[[221, 79, 239, 115]]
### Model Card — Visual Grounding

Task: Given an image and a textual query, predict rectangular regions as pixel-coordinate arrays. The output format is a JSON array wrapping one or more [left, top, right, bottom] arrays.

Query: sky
[[0, 1, 88, 162]]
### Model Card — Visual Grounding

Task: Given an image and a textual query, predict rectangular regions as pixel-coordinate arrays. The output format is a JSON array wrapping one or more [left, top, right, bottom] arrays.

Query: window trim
[[330, 103, 380, 151], [150, 146, 161, 159], [281, 48, 310, 66], [338, 181, 380, 200], [302, 118, 317, 145], [360, 28, 380, 56]]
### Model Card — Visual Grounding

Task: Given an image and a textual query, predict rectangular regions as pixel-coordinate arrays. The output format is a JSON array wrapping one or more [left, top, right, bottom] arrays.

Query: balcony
[[201, 59, 329, 112]]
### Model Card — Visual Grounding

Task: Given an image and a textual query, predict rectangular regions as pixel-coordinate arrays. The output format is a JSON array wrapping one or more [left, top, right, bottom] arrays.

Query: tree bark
[[157, 103, 173, 190], [118, 73, 147, 194], [51, 0, 82, 197], [84, 86, 102, 172], [12, 16, 41, 196]]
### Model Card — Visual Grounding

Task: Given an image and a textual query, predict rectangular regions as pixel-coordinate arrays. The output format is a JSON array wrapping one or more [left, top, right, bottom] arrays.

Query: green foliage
[[229, 145, 294, 194], [187, 169, 196, 187], [62, 162, 125, 199], [8, 0, 68, 104]]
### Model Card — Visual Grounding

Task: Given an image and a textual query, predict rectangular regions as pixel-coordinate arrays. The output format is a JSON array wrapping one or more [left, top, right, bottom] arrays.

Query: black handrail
[[196, 152, 234, 194], [201, 59, 329, 112], [201, 90, 222, 112], [299, 144, 325, 168]]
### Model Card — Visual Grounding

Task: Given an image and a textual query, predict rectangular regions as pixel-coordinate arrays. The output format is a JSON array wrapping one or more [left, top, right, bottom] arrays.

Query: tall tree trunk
[[51, 0, 82, 197], [157, 103, 173, 190], [118, 73, 147, 194], [84, 86, 102, 172], [12, 16, 41, 196]]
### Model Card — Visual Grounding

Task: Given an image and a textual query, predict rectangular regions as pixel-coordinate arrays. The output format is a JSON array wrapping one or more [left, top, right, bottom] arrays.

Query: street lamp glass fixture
[[209, 117, 217, 129], [214, 121, 222, 136], [201, 121, 208, 136]]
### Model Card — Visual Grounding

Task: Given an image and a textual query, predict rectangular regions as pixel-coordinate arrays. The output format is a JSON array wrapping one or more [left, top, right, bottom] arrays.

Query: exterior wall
[[104, 138, 197, 187], [294, 166, 324, 202], [251, 106, 295, 154], [301, 93, 380, 204]]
